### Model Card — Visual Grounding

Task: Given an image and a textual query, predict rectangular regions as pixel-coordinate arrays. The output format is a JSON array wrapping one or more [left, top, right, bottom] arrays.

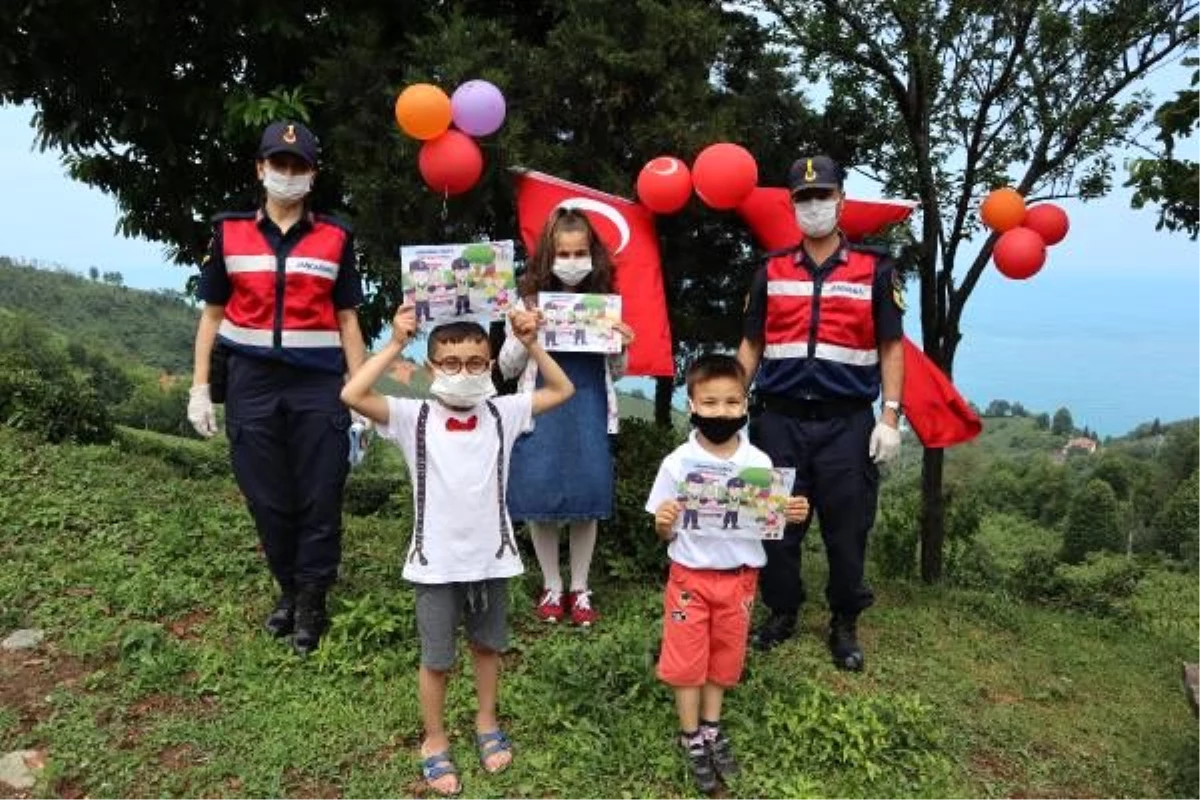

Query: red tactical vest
[[217, 214, 347, 373], [756, 248, 881, 399]]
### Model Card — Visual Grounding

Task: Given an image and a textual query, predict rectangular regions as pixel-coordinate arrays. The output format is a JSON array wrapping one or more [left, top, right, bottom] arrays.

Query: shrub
[[1151, 471, 1198, 563], [0, 365, 114, 444], [872, 486, 920, 579], [114, 426, 228, 479], [599, 418, 679, 582], [1052, 552, 1145, 617], [1061, 479, 1122, 563]]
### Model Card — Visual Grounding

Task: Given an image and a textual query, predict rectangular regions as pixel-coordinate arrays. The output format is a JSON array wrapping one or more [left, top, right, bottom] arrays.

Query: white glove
[[350, 409, 373, 431], [187, 384, 219, 438], [869, 421, 901, 464]]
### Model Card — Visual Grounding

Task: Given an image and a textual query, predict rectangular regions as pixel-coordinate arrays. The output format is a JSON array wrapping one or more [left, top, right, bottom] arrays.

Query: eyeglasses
[[430, 357, 491, 375]]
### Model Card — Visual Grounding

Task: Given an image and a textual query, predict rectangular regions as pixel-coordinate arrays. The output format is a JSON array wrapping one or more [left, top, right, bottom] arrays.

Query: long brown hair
[[518, 207, 616, 298]]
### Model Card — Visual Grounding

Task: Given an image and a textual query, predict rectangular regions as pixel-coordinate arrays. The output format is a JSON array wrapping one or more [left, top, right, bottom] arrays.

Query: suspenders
[[410, 400, 517, 566]]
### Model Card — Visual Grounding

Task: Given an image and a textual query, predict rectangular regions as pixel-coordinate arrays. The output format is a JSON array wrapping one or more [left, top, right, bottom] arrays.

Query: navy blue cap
[[787, 155, 843, 193], [258, 121, 319, 166]]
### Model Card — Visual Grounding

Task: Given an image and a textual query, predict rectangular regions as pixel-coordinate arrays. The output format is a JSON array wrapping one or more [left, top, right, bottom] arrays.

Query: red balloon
[[993, 227, 1047, 280], [692, 143, 758, 210], [418, 130, 483, 195], [1023, 203, 1069, 246], [636, 156, 692, 214]]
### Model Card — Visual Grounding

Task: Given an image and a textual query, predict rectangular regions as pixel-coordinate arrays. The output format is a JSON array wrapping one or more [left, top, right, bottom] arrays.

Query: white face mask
[[262, 166, 314, 203], [552, 257, 593, 287], [429, 371, 496, 409], [795, 198, 839, 238]]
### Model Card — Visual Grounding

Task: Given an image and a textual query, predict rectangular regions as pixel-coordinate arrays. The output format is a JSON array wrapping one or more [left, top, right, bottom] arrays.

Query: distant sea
[[950, 263, 1199, 436]]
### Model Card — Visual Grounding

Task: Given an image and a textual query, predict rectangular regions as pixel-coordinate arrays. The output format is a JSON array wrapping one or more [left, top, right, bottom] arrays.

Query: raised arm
[[736, 337, 764, 391], [339, 304, 417, 425], [509, 308, 574, 415]]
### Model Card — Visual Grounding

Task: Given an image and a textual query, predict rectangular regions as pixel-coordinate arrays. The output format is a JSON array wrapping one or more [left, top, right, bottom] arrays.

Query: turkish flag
[[901, 337, 982, 448], [735, 187, 981, 448], [513, 169, 674, 376]]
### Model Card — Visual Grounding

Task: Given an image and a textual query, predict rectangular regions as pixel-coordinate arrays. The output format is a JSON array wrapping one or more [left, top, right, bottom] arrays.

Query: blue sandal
[[475, 729, 513, 774], [419, 750, 462, 797]]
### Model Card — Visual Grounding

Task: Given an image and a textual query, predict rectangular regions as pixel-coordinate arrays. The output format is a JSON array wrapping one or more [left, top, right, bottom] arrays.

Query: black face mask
[[690, 413, 748, 444]]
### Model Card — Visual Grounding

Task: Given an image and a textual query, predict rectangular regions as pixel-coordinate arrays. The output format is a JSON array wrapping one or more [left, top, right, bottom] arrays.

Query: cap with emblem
[[258, 120, 320, 167], [787, 155, 843, 194]]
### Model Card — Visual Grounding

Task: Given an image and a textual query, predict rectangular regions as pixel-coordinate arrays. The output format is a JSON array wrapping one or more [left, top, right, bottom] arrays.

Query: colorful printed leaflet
[[537, 292, 622, 354], [400, 241, 516, 328], [675, 459, 796, 540]]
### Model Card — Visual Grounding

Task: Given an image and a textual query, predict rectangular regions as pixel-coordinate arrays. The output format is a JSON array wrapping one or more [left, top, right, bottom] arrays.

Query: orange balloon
[[980, 187, 1026, 232], [394, 84, 452, 141]]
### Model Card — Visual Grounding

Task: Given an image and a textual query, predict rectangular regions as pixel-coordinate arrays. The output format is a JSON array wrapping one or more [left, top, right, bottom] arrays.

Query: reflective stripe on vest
[[756, 250, 881, 399], [217, 216, 347, 373]]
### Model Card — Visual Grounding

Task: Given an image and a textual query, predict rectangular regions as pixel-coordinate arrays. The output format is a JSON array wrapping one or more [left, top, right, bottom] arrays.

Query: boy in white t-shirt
[[341, 303, 573, 797], [646, 354, 809, 796]]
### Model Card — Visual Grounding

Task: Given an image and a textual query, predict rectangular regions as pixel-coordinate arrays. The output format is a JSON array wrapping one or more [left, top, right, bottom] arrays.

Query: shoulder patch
[[891, 271, 907, 312]]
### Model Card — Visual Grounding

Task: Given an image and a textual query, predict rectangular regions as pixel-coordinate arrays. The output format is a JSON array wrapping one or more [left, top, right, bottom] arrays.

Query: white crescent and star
[[551, 197, 631, 254], [647, 157, 681, 176]]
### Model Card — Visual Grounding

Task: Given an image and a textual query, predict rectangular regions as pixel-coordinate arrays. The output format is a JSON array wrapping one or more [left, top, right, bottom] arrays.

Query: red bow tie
[[446, 415, 478, 432]]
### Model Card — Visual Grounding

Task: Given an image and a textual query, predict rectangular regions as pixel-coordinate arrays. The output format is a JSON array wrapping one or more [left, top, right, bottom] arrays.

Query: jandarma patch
[[671, 610, 687, 622]]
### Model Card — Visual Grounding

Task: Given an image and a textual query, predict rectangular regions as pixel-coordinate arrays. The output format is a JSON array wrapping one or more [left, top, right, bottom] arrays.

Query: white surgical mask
[[552, 257, 593, 287], [795, 198, 839, 238], [262, 166, 314, 203], [429, 371, 496, 409]]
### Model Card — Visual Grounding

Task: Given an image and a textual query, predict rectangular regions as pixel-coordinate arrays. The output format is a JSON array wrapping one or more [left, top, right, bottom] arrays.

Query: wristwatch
[[882, 399, 902, 415]]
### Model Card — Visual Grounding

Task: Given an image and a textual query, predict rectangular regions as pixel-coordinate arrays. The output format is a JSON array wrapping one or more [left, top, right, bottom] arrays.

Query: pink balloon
[[450, 80, 506, 137]]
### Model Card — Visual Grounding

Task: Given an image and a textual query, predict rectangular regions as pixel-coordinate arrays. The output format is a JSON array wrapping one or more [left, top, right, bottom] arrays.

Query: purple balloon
[[450, 80, 507, 137]]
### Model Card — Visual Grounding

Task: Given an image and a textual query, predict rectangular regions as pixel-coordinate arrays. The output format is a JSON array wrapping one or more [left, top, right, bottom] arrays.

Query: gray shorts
[[414, 579, 510, 671]]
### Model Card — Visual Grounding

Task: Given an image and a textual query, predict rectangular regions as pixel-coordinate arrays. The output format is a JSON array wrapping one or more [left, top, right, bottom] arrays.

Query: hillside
[[0, 258, 199, 374], [0, 425, 1195, 798]]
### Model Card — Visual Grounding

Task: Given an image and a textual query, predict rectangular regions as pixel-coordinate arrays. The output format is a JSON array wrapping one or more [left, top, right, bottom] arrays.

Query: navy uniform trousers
[[225, 352, 350, 591], [749, 404, 879, 617]]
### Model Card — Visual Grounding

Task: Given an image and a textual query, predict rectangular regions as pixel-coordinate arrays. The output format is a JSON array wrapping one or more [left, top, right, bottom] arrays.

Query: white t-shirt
[[644, 431, 773, 570], [379, 394, 533, 584]]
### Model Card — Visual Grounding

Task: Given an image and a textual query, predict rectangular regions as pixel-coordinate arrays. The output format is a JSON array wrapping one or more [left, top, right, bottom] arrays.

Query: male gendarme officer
[[736, 154, 904, 671]]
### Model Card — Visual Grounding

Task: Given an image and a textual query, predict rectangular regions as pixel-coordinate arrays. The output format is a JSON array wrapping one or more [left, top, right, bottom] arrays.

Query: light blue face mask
[[348, 420, 371, 467]]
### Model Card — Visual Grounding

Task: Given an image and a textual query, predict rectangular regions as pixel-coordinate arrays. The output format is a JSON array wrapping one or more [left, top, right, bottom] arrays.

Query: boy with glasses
[[341, 304, 574, 796]]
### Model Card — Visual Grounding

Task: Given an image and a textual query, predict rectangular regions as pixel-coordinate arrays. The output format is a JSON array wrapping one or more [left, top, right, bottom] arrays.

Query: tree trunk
[[654, 376, 674, 428], [919, 446, 945, 582]]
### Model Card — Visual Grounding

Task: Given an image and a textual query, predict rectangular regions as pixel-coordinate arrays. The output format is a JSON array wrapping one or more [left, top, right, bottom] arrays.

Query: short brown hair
[[428, 321, 490, 359], [685, 353, 746, 396]]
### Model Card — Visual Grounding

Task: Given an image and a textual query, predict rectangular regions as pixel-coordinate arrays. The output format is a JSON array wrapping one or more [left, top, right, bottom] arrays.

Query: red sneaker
[[567, 590, 598, 627], [534, 588, 564, 623]]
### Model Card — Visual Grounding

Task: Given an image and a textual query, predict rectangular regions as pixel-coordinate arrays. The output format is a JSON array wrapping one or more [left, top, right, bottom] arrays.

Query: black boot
[[751, 611, 797, 652], [828, 612, 864, 672], [292, 585, 328, 656], [263, 590, 295, 638]]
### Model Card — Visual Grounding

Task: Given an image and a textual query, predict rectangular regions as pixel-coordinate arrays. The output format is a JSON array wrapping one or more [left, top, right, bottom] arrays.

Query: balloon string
[[441, 190, 448, 222]]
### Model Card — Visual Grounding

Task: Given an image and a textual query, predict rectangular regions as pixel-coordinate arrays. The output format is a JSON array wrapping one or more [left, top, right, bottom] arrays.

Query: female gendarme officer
[[188, 121, 367, 655]]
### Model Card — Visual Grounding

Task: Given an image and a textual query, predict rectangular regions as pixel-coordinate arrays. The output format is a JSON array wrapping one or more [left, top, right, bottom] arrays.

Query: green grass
[[1, 426, 1196, 798]]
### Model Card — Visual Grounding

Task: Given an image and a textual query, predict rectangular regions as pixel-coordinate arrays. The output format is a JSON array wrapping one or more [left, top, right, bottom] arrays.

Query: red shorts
[[656, 562, 758, 687]]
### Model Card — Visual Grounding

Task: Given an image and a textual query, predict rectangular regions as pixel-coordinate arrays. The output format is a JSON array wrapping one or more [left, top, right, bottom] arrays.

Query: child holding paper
[[341, 304, 574, 796], [498, 207, 634, 627], [646, 354, 810, 795]]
